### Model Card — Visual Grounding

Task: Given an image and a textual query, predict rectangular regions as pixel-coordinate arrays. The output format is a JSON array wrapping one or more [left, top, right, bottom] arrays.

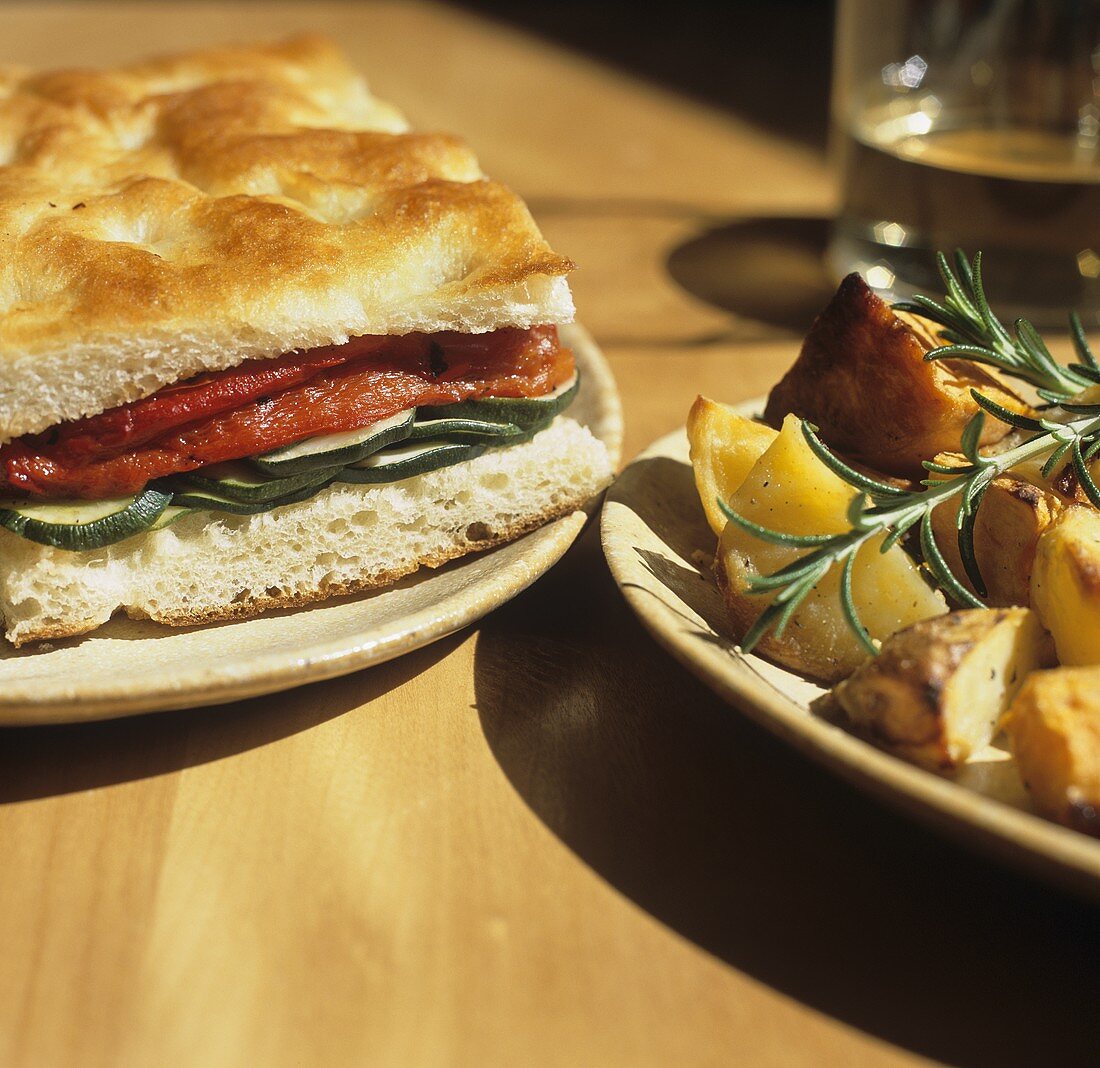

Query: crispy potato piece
[[687, 396, 777, 537], [929, 466, 1062, 607], [835, 608, 1055, 771], [1030, 505, 1100, 665], [763, 274, 1031, 477], [717, 414, 946, 681], [1005, 667, 1100, 835]]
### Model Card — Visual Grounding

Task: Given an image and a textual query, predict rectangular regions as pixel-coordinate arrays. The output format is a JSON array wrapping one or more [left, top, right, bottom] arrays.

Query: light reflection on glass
[[864, 263, 896, 289], [881, 54, 928, 90], [1078, 249, 1100, 280], [873, 221, 909, 247]]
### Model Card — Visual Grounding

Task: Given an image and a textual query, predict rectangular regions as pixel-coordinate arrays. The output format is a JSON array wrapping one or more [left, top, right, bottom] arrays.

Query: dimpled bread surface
[[0, 34, 575, 442]]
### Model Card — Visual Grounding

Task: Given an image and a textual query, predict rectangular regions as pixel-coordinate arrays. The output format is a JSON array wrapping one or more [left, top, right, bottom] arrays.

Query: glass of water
[[829, 0, 1100, 327]]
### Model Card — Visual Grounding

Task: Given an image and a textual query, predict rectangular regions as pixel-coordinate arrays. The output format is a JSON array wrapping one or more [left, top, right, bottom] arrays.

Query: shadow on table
[[524, 199, 835, 342], [527, 198, 834, 337], [666, 215, 835, 332], [0, 632, 464, 804], [455, 0, 833, 151], [473, 524, 1100, 1067]]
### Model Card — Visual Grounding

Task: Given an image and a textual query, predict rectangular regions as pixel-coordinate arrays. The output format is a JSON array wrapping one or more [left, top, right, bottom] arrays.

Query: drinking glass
[[829, 0, 1100, 327]]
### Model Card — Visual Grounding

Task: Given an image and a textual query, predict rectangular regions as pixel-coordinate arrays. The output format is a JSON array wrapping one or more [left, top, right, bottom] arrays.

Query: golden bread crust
[[0, 35, 575, 440]]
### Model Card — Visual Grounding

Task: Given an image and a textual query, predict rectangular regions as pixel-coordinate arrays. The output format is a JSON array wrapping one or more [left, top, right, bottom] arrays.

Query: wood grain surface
[[1, 4, 1099, 1066]]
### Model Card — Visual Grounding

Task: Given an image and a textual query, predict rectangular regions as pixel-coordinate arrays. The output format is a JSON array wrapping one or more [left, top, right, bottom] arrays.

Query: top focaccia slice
[[0, 35, 575, 443]]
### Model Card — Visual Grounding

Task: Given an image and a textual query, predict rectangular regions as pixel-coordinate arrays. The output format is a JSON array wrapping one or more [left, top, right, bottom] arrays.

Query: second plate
[[601, 403, 1100, 903]]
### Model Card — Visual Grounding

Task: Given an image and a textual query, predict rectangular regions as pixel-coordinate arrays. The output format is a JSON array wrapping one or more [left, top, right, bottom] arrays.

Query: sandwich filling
[[1, 326, 574, 500]]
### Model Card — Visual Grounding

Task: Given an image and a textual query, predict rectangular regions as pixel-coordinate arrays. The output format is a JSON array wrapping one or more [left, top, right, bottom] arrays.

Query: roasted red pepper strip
[[2, 326, 573, 499], [40, 336, 391, 461]]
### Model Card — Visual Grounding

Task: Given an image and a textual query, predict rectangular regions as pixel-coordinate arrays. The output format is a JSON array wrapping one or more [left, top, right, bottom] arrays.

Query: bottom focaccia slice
[[716, 414, 946, 681], [0, 419, 611, 646]]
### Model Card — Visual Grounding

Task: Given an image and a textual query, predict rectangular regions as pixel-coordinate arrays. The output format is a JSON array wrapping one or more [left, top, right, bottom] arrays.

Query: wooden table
[[2, 4, 1099, 1065]]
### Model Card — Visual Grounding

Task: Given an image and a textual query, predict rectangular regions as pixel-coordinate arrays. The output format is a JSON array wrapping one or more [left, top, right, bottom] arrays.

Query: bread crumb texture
[[0, 419, 612, 645], [0, 34, 575, 441]]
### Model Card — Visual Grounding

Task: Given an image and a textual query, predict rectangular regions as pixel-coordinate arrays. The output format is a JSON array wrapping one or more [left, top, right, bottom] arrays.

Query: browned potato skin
[[1005, 667, 1100, 836], [1052, 461, 1100, 505], [834, 609, 1056, 772], [763, 274, 1031, 477], [930, 469, 1062, 607], [1053, 467, 1087, 503]]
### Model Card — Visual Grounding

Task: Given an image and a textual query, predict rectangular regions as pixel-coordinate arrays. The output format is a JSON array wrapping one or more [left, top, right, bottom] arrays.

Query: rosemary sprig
[[893, 250, 1095, 398], [722, 251, 1100, 656], [726, 403, 1100, 654]]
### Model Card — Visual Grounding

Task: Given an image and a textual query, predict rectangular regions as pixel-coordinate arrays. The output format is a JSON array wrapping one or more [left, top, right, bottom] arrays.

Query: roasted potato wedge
[[835, 608, 1055, 771], [763, 274, 1031, 477], [717, 414, 946, 681], [1030, 505, 1100, 666], [930, 469, 1061, 607], [1005, 667, 1100, 835], [687, 396, 777, 537]]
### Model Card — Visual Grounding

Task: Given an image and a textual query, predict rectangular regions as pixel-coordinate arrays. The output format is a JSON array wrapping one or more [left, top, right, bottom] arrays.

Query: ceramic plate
[[0, 324, 622, 726], [601, 403, 1100, 902]]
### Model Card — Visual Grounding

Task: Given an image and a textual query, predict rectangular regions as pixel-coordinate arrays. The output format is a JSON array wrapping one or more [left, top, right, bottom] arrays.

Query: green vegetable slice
[[404, 415, 525, 443], [148, 506, 194, 531], [168, 475, 338, 515], [253, 409, 416, 476], [169, 461, 337, 503], [0, 489, 173, 551], [415, 372, 579, 429], [336, 439, 488, 484]]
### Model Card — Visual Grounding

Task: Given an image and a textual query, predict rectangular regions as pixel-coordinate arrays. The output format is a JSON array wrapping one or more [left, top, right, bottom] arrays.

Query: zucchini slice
[[404, 415, 524, 443], [168, 474, 338, 515], [336, 439, 487, 484], [149, 506, 194, 531], [415, 372, 579, 429], [253, 409, 416, 476], [0, 489, 173, 551], [170, 461, 337, 503]]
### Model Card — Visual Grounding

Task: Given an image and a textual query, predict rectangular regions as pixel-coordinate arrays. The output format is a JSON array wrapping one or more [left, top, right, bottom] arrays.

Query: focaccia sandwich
[[0, 35, 614, 645]]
